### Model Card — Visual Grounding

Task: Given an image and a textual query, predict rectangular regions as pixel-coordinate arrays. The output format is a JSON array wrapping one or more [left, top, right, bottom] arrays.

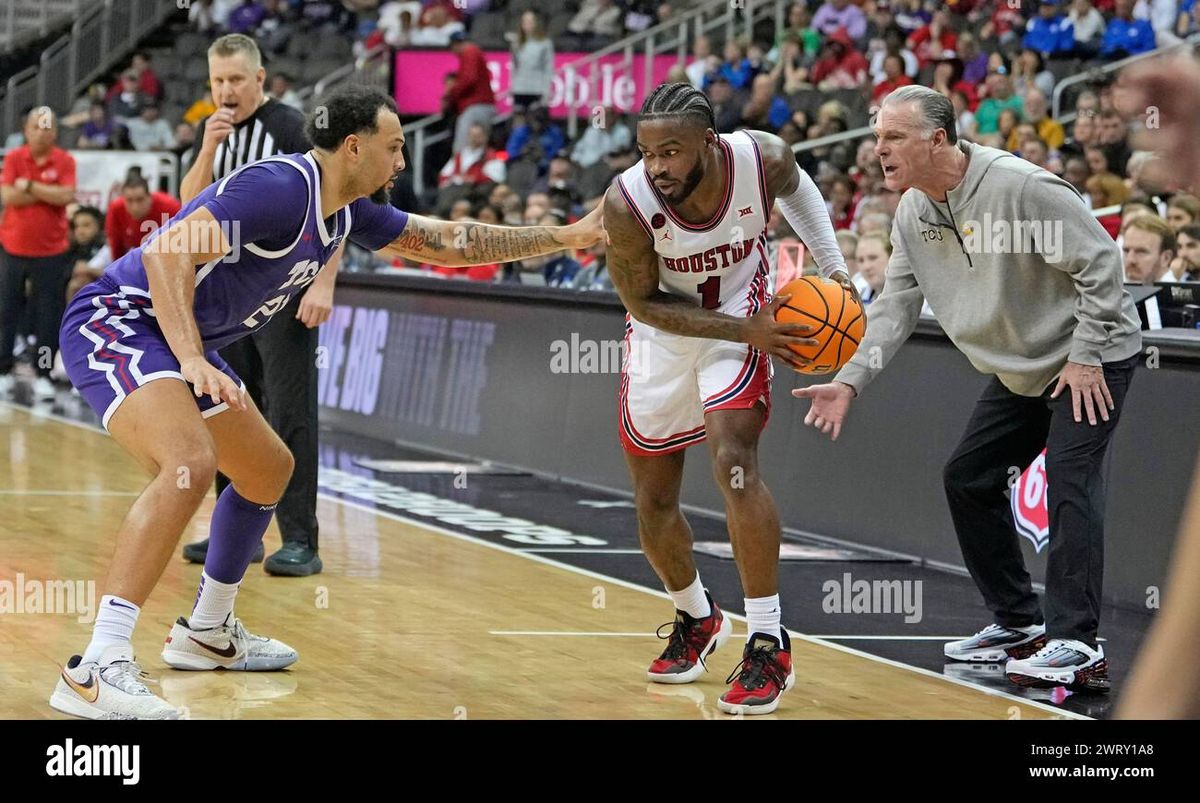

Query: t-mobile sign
[[394, 50, 681, 117]]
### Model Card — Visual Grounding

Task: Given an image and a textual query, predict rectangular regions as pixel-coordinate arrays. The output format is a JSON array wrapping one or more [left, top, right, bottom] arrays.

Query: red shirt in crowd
[[445, 43, 496, 113], [0, 144, 76, 257], [872, 74, 914, 104], [105, 191, 182, 259], [908, 25, 958, 69]]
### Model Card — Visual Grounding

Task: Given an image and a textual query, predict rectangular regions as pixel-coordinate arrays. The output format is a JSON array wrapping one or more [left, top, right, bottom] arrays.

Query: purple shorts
[[59, 278, 242, 430]]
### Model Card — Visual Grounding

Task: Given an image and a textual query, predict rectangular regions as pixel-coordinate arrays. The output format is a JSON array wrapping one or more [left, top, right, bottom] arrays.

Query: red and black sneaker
[[646, 591, 732, 684], [717, 630, 795, 715]]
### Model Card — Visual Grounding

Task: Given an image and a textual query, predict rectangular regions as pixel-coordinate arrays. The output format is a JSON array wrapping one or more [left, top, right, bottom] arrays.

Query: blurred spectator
[[770, 37, 811, 95], [931, 54, 977, 110], [1085, 143, 1115, 178], [105, 175, 181, 260], [907, 8, 956, 71], [1062, 154, 1091, 198], [891, 0, 930, 36], [706, 75, 743, 133], [173, 123, 197, 157], [444, 30, 497, 153], [624, 0, 661, 33], [1166, 193, 1200, 232], [376, 1, 420, 47], [65, 207, 111, 300], [124, 101, 176, 151], [1122, 214, 1177, 282], [1018, 89, 1064, 150], [1136, 0, 1181, 46], [872, 53, 914, 103], [812, 0, 867, 41], [228, 0, 267, 34], [997, 108, 1021, 151], [0, 107, 76, 398], [256, 0, 293, 53], [1068, 0, 1107, 57], [184, 88, 217, 126], [269, 73, 303, 110], [1170, 223, 1200, 281], [811, 28, 869, 90], [509, 10, 554, 112], [1020, 137, 1051, 169], [951, 88, 977, 140], [189, 0, 221, 33], [563, 0, 623, 51], [1177, 0, 1200, 37], [957, 32, 988, 86], [77, 102, 116, 149], [418, 0, 465, 26], [869, 26, 918, 83], [1088, 173, 1130, 235], [826, 173, 856, 230], [1123, 150, 1167, 198], [974, 65, 1023, 136], [742, 74, 792, 129], [410, 2, 465, 46], [1024, 0, 1076, 58], [773, 3, 822, 62], [1102, 0, 1157, 58], [1097, 109, 1131, 174], [836, 229, 858, 275], [1122, 199, 1159, 228], [854, 231, 890, 304], [685, 34, 718, 88], [717, 39, 759, 90], [130, 52, 162, 102], [1013, 48, 1055, 98], [438, 123, 506, 188], [107, 71, 143, 123], [570, 107, 631, 168], [506, 104, 565, 176], [521, 213, 582, 287]]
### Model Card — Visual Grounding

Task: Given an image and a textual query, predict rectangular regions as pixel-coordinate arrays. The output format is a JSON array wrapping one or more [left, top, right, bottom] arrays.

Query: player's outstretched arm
[[380, 205, 604, 267], [603, 184, 817, 367]]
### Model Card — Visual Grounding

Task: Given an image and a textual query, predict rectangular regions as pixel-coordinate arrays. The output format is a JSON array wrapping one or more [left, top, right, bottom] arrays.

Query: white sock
[[189, 572, 239, 630], [667, 573, 711, 619], [745, 594, 782, 643], [81, 595, 140, 663]]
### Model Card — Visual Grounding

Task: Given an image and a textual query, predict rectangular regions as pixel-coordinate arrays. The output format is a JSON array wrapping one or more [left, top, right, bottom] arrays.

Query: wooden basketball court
[[0, 403, 1075, 720]]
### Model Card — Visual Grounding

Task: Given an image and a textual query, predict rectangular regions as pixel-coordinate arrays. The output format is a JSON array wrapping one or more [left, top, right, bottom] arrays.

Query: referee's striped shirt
[[189, 98, 310, 180]]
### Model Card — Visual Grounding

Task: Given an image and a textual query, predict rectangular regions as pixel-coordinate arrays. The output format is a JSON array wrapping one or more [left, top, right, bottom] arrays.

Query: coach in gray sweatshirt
[[794, 85, 1141, 692]]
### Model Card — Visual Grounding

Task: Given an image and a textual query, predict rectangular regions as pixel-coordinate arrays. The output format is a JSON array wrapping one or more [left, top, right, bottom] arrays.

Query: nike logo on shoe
[[62, 670, 99, 703], [188, 637, 238, 658]]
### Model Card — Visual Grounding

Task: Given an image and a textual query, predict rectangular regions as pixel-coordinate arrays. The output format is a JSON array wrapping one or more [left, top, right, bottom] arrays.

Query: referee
[[794, 86, 1142, 692], [180, 34, 334, 576]]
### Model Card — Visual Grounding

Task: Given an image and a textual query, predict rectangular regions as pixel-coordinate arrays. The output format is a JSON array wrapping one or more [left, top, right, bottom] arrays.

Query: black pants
[[0, 249, 68, 377], [215, 293, 320, 549], [943, 356, 1138, 647]]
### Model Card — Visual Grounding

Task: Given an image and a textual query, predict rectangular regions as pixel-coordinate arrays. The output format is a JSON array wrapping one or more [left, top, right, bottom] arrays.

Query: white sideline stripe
[[3, 401, 1091, 720]]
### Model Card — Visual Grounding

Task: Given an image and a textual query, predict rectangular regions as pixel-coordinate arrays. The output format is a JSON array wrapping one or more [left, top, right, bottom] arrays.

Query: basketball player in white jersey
[[603, 83, 857, 714]]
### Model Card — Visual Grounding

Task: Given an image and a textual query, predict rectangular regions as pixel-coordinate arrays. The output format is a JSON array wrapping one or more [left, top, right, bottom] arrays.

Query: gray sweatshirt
[[837, 141, 1142, 397], [511, 39, 554, 97]]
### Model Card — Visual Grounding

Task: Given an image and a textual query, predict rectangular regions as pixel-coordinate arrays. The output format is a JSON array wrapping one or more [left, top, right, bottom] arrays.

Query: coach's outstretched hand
[[791, 381, 856, 441], [561, 203, 606, 250], [180, 356, 248, 412], [743, 295, 820, 371]]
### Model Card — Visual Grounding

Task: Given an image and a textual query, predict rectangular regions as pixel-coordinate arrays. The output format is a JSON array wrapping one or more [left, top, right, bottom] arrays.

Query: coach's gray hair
[[881, 85, 958, 145]]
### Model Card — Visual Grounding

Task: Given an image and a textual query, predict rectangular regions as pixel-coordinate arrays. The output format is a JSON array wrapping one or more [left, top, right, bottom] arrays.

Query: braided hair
[[639, 82, 716, 133]]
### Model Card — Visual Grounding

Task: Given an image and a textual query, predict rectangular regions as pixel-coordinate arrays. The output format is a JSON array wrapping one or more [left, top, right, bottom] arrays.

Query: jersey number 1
[[697, 276, 720, 309]]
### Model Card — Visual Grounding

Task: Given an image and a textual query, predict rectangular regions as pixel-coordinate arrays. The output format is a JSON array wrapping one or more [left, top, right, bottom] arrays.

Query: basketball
[[773, 276, 865, 375]]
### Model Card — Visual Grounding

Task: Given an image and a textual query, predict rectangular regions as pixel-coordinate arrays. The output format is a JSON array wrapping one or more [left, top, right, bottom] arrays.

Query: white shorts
[[618, 315, 772, 457]]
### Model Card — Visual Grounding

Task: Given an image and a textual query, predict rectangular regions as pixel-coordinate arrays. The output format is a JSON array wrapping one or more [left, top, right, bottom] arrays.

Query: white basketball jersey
[[614, 130, 771, 318]]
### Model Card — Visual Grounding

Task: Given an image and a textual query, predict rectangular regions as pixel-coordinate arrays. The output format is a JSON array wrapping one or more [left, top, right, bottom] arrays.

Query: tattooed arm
[[380, 207, 603, 267], [602, 183, 816, 366]]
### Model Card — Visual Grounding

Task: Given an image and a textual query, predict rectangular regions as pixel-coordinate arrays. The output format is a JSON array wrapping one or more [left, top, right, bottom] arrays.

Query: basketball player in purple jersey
[[604, 83, 856, 715], [49, 85, 603, 719]]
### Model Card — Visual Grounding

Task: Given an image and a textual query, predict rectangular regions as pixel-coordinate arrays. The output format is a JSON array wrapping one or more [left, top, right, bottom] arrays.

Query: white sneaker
[[0, 373, 13, 396], [33, 375, 56, 400], [49, 644, 182, 720], [944, 622, 1047, 662], [161, 614, 298, 671], [50, 350, 69, 383], [1006, 638, 1110, 693]]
